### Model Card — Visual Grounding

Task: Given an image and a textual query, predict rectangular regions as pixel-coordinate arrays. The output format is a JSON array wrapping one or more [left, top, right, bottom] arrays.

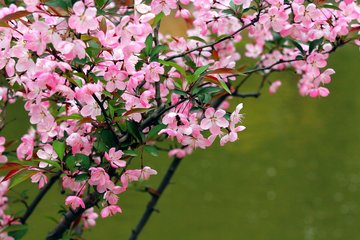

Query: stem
[[20, 171, 61, 224], [129, 157, 182, 240], [46, 192, 99, 240], [164, 15, 260, 61]]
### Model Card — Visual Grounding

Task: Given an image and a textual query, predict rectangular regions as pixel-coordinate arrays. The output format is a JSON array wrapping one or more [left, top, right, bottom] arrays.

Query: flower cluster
[[0, 0, 358, 238]]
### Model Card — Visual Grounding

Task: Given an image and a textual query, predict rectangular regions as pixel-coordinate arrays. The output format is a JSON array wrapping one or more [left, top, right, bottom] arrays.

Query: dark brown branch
[[20, 171, 62, 224], [164, 15, 260, 61], [129, 157, 182, 240], [46, 192, 99, 240]]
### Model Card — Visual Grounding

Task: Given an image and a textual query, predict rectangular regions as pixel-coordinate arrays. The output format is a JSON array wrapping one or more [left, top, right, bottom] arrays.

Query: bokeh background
[[2, 17, 360, 240]]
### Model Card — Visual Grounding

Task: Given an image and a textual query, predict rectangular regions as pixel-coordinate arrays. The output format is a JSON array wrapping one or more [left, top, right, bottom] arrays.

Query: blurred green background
[[2, 24, 360, 240]]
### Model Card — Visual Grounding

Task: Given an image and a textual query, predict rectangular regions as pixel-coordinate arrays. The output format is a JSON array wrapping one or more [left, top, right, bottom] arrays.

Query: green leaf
[[187, 36, 207, 44], [145, 34, 153, 56], [289, 39, 305, 55], [158, 59, 186, 76], [5, 224, 28, 239], [144, 145, 159, 157], [172, 89, 188, 97], [185, 74, 197, 84], [319, 4, 340, 10], [126, 121, 145, 143], [9, 171, 35, 190], [94, 129, 117, 153], [194, 65, 210, 78], [52, 140, 65, 161], [123, 150, 138, 157], [152, 12, 165, 26], [196, 86, 221, 95], [33, 159, 61, 170], [150, 45, 167, 58], [55, 113, 83, 123], [309, 38, 323, 53], [146, 124, 166, 140], [74, 173, 89, 182], [45, 0, 73, 10], [65, 154, 90, 172], [219, 80, 232, 94]]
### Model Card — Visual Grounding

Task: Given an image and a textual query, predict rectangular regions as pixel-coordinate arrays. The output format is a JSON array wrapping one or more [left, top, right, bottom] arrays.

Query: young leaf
[[52, 140, 65, 161], [145, 34, 153, 55], [144, 145, 159, 157], [158, 59, 186, 76], [194, 65, 210, 78], [219, 80, 232, 94], [146, 124, 166, 140]]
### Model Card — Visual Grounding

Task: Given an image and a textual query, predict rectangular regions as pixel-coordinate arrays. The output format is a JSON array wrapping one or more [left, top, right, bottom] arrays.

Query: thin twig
[[20, 171, 62, 224]]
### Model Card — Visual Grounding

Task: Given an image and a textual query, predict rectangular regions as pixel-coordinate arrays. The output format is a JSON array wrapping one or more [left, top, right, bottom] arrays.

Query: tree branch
[[164, 15, 260, 61], [20, 171, 62, 224], [129, 157, 182, 240], [46, 192, 99, 240]]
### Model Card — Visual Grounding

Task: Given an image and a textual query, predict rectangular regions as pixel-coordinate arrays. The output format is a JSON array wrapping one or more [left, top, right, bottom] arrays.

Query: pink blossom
[[104, 148, 126, 169], [68, 1, 99, 34], [269, 80, 282, 94], [151, 0, 178, 15], [82, 207, 98, 229], [65, 196, 85, 209], [100, 205, 122, 218], [200, 108, 229, 135], [145, 62, 164, 83], [31, 172, 48, 189], [259, 7, 288, 32]]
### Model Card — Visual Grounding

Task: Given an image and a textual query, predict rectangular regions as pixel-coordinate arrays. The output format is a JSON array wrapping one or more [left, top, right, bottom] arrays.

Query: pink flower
[[65, 196, 85, 209], [145, 62, 164, 83], [37, 144, 58, 168], [104, 148, 126, 169], [82, 207, 98, 229], [233, 0, 252, 9], [31, 172, 48, 189], [68, 1, 99, 34], [151, 0, 178, 15], [259, 7, 288, 32], [140, 166, 158, 180], [88, 167, 110, 192], [309, 87, 330, 98], [200, 108, 229, 135], [269, 80, 282, 94], [100, 205, 122, 218]]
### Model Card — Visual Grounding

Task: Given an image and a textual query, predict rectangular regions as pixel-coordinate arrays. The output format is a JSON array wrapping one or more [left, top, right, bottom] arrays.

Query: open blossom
[[89, 167, 110, 193], [31, 172, 48, 189], [259, 7, 288, 32], [100, 205, 122, 218], [69, 1, 99, 34], [145, 62, 164, 82], [140, 166, 158, 180], [82, 208, 98, 229], [200, 108, 229, 135], [37, 144, 58, 168], [65, 196, 86, 209], [151, 0, 178, 15], [0, 136, 7, 163], [269, 80, 282, 94], [104, 148, 126, 169]]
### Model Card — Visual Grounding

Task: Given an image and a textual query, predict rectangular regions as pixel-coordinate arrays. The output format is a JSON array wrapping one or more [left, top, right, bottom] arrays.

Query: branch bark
[[20, 171, 62, 224], [129, 157, 182, 240]]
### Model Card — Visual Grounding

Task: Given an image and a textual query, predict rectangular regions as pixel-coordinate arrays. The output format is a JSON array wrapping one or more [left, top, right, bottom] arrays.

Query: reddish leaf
[[212, 49, 219, 61], [123, 108, 150, 116], [203, 75, 220, 84], [208, 68, 237, 75], [1, 169, 23, 182], [0, 11, 30, 22], [0, 162, 24, 171]]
